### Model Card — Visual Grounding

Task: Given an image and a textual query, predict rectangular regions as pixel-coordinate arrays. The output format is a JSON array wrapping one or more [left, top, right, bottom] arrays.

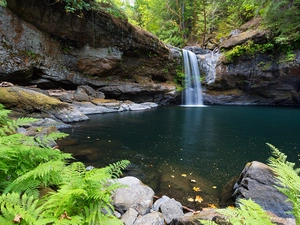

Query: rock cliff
[[193, 18, 300, 106], [0, 1, 179, 105]]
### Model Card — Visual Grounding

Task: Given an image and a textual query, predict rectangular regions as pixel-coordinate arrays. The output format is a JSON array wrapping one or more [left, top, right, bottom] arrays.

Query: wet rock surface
[[0, 5, 178, 105], [232, 161, 293, 218], [0, 85, 159, 126], [112, 173, 295, 225]]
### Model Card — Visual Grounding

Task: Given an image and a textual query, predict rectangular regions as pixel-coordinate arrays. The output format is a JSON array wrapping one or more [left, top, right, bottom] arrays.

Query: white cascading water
[[182, 49, 204, 106], [199, 48, 221, 85]]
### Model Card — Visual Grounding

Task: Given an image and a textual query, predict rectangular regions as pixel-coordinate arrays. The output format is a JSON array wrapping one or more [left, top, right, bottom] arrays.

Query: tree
[[254, 0, 300, 45]]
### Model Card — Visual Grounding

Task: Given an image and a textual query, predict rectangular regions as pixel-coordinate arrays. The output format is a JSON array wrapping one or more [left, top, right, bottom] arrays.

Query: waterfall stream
[[182, 49, 204, 106]]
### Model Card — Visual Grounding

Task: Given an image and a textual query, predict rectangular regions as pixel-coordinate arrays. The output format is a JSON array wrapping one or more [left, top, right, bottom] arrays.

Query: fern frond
[[35, 132, 69, 148], [267, 143, 300, 223], [0, 192, 44, 225], [217, 199, 275, 225], [198, 220, 218, 225], [4, 160, 65, 195], [14, 117, 39, 126], [106, 160, 130, 178]]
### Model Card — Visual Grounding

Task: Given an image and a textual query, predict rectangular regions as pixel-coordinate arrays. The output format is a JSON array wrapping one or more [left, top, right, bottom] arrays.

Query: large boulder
[[232, 161, 293, 218], [113, 176, 155, 215]]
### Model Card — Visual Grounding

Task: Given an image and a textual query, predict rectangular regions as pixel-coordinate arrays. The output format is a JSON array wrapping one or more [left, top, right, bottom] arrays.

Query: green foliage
[[63, 0, 91, 13], [253, 0, 300, 46], [217, 199, 275, 225], [40, 160, 129, 224], [201, 144, 300, 224], [223, 40, 274, 62], [267, 143, 300, 224], [0, 192, 46, 225], [0, 0, 6, 7], [174, 69, 185, 91], [0, 104, 130, 224]]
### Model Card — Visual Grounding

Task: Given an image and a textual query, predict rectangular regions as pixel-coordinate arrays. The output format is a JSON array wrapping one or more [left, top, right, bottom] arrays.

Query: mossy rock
[[0, 86, 67, 112], [0, 87, 88, 122]]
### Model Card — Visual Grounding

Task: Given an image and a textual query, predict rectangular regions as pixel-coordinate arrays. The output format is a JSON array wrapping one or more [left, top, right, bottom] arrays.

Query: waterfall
[[199, 48, 221, 85], [182, 49, 204, 106]]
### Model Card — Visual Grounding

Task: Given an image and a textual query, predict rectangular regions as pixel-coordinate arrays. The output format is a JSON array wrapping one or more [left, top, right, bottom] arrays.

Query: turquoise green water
[[58, 105, 300, 207]]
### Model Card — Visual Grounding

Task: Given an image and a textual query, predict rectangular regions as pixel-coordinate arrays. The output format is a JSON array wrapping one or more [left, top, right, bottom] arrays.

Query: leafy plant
[[174, 69, 185, 91], [223, 40, 274, 62], [0, 0, 6, 7], [267, 143, 300, 224], [201, 143, 300, 225], [0, 106, 71, 192], [0, 104, 130, 224]]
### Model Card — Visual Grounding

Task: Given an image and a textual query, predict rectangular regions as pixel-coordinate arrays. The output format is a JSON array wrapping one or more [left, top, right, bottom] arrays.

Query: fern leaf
[[217, 199, 275, 225], [4, 160, 65, 194], [0, 192, 43, 225], [36, 132, 69, 148], [14, 117, 39, 127], [267, 143, 300, 223], [198, 220, 218, 225]]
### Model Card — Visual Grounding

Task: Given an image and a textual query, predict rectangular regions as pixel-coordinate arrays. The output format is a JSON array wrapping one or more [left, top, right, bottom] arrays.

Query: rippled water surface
[[58, 105, 300, 208]]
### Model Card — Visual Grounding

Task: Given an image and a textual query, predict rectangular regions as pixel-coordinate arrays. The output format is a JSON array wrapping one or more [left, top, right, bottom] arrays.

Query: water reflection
[[58, 105, 300, 208]]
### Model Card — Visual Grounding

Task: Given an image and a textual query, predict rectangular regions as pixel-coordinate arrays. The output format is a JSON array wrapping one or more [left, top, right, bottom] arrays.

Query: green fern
[[0, 104, 129, 224], [0, 192, 44, 225], [199, 220, 218, 225], [4, 160, 66, 197], [216, 199, 275, 225], [267, 143, 300, 224], [200, 199, 275, 224], [41, 160, 130, 224]]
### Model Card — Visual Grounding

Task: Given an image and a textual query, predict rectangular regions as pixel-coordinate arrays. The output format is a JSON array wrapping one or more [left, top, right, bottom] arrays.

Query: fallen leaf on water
[[190, 179, 196, 183], [181, 174, 187, 177], [171, 175, 175, 178], [195, 195, 203, 203], [207, 203, 217, 209], [193, 187, 201, 192], [187, 197, 194, 202], [212, 186, 217, 189]]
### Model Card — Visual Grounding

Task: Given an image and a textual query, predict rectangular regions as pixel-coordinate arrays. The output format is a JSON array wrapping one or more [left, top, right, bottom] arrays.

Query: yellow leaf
[[207, 203, 217, 209], [187, 197, 194, 202], [171, 175, 175, 178], [192, 187, 201, 192], [195, 195, 203, 203], [181, 174, 187, 177]]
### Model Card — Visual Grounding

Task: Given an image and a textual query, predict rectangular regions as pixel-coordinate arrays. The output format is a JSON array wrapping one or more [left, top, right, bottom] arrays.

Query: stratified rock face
[[0, 3, 178, 105], [204, 50, 300, 105]]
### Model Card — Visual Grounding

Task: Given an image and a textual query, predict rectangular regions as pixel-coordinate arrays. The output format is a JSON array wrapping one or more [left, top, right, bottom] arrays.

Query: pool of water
[[58, 105, 300, 208]]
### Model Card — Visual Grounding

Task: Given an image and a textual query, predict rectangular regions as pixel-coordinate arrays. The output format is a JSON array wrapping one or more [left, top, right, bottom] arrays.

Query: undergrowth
[[0, 103, 130, 224]]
